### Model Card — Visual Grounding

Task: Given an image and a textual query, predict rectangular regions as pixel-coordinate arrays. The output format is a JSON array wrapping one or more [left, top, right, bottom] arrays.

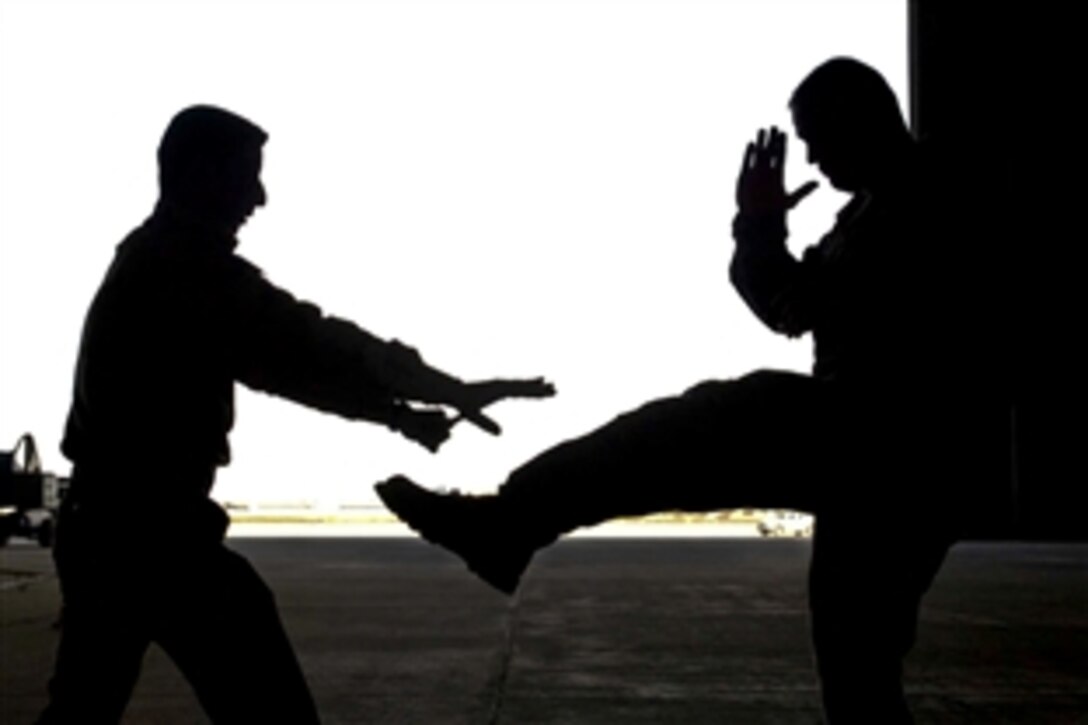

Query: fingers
[[741, 142, 756, 174], [443, 377, 554, 439], [736, 142, 757, 203], [787, 180, 819, 208], [768, 127, 786, 170], [740, 126, 785, 176], [738, 125, 813, 215], [754, 129, 771, 172], [460, 408, 502, 436], [510, 378, 557, 398], [470, 378, 557, 407]]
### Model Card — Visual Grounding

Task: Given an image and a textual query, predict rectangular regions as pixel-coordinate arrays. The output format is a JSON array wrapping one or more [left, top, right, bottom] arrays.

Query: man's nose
[[256, 182, 267, 207]]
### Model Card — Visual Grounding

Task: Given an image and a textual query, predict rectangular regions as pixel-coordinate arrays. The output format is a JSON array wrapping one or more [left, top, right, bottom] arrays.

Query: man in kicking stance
[[377, 58, 1001, 723], [38, 105, 554, 724]]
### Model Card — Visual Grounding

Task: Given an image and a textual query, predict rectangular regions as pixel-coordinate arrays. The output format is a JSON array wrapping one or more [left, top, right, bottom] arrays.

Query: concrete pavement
[[2, 536, 1085, 724]]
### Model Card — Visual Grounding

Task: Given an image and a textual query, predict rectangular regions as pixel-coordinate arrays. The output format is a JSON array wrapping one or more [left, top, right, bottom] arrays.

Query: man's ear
[[170, 155, 220, 202]]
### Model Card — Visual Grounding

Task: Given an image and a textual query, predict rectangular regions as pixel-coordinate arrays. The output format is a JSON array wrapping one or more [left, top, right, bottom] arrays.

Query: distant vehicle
[[756, 509, 814, 538], [0, 433, 69, 547]]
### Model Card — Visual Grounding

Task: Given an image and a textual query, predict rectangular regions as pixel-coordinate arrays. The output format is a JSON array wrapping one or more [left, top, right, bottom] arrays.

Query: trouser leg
[[808, 514, 952, 724], [155, 545, 321, 725], [36, 506, 150, 725], [498, 370, 835, 535], [38, 499, 318, 725], [36, 604, 150, 725]]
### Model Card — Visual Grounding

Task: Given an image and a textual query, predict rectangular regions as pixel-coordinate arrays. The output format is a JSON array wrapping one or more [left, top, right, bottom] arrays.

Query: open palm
[[736, 126, 818, 217]]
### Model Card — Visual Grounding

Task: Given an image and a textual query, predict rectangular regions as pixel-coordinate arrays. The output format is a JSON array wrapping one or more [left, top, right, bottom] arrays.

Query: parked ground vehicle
[[0, 433, 68, 546], [756, 509, 815, 538]]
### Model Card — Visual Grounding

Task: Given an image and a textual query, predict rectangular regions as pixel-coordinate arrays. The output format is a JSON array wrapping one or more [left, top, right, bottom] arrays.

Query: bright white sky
[[0, 0, 906, 506]]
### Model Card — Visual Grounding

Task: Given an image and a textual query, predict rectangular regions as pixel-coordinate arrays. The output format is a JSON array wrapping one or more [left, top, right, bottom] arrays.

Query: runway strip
[[226, 521, 765, 539]]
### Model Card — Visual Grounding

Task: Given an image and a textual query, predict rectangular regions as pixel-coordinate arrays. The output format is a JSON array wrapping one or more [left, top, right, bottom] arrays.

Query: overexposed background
[[0, 0, 906, 506]]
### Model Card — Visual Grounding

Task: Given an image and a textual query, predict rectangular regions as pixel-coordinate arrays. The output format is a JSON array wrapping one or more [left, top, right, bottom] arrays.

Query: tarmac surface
[[1, 530, 1086, 724]]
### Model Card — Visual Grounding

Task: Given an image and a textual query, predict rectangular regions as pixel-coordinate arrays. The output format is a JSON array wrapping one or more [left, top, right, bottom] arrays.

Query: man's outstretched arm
[[226, 262, 554, 449]]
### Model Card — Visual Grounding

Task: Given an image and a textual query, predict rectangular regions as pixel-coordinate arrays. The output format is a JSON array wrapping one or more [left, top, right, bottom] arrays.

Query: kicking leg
[[377, 369, 837, 593]]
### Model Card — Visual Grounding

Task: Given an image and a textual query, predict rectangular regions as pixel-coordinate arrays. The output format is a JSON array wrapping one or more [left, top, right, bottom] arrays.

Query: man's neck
[[153, 198, 240, 252], [864, 137, 919, 195]]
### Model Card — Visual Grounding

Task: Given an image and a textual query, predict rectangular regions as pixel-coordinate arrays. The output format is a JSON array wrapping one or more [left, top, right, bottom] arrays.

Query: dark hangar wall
[[909, 2, 1084, 539]]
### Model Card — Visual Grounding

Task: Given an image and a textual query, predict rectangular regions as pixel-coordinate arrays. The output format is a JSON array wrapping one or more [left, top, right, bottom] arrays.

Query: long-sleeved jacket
[[729, 149, 996, 401], [62, 204, 421, 498], [729, 148, 1010, 508]]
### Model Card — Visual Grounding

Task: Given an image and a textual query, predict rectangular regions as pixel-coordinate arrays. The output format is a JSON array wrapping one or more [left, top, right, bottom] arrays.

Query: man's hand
[[394, 406, 455, 453], [736, 126, 818, 217], [451, 378, 557, 436]]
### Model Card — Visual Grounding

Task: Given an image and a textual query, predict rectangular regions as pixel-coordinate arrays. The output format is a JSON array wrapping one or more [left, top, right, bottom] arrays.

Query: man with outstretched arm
[[37, 105, 554, 725], [376, 58, 1002, 723]]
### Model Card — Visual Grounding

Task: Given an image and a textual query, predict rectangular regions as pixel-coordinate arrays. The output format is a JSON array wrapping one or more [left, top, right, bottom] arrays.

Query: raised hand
[[736, 126, 818, 217]]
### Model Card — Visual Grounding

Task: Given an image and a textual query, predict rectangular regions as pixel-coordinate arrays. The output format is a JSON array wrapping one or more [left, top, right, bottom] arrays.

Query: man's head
[[157, 105, 268, 233], [790, 58, 912, 192]]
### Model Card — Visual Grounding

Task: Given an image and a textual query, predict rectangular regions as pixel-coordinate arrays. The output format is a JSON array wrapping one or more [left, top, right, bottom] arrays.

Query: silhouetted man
[[37, 105, 554, 724], [376, 58, 1002, 723]]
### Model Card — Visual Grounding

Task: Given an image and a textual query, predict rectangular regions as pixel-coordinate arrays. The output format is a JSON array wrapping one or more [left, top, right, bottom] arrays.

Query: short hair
[[790, 57, 906, 135], [157, 105, 267, 197]]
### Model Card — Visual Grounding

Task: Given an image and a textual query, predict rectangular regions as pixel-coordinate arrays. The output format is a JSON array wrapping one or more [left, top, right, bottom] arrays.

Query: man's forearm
[[731, 212, 796, 327], [257, 369, 405, 428], [233, 270, 471, 423], [733, 211, 788, 251]]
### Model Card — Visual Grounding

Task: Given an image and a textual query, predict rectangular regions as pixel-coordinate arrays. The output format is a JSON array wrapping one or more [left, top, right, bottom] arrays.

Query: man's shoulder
[[221, 254, 309, 311], [227, 252, 264, 278], [111, 220, 271, 300]]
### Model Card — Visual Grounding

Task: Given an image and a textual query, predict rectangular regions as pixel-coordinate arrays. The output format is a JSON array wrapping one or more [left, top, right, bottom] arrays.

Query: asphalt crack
[[480, 589, 522, 725]]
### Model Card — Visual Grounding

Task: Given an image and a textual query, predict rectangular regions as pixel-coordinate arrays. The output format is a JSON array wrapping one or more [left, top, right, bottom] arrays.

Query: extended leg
[[497, 369, 834, 532], [378, 369, 838, 592]]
